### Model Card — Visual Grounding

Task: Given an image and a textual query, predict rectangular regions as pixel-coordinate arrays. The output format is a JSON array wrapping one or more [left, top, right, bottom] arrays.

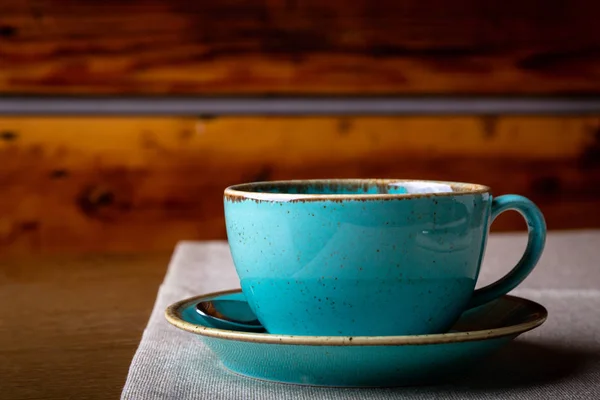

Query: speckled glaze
[[165, 290, 548, 387], [224, 179, 546, 336]]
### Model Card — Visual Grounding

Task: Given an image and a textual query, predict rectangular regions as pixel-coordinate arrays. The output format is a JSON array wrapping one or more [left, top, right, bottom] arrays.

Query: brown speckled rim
[[224, 179, 491, 202], [164, 289, 547, 346]]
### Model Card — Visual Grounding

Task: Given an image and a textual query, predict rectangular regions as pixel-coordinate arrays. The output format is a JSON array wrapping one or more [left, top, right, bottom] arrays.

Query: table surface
[[4, 231, 600, 399], [0, 252, 169, 400]]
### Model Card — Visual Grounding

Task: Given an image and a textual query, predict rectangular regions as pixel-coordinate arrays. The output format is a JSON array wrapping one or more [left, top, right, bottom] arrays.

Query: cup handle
[[468, 194, 546, 309]]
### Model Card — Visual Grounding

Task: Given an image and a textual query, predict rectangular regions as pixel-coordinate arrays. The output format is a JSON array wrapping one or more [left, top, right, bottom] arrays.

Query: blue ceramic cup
[[224, 179, 546, 336]]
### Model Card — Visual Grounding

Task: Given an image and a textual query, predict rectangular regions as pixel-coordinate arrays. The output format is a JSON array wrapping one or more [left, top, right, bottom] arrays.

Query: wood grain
[[0, 252, 169, 399], [1, 0, 600, 94], [1, 116, 599, 257]]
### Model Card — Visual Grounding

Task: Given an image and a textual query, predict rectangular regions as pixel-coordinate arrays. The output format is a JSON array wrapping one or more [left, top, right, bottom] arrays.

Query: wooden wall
[[1, 116, 599, 256], [1, 0, 599, 94], [1, 1, 600, 256]]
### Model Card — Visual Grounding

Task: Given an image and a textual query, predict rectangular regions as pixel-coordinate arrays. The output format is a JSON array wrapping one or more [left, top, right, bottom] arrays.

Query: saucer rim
[[165, 289, 547, 346]]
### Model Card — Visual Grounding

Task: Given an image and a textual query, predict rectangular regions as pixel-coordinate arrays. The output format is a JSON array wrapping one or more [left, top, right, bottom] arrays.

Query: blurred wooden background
[[1, 0, 600, 94], [1, 0, 600, 257], [2, 116, 599, 256]]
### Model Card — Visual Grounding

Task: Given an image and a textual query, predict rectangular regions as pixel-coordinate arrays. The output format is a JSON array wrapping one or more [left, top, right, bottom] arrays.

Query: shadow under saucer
[[454, 339, 599, 390]]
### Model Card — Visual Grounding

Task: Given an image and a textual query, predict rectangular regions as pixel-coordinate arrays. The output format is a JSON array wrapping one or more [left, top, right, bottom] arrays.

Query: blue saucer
[[165, 290, 547, 387]]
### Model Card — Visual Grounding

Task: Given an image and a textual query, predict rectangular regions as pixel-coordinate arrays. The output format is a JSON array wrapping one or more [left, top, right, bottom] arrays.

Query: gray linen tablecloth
[[121, 231, 600, 399]]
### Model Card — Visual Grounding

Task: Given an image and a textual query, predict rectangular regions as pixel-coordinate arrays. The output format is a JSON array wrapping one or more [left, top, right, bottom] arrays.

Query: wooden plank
[[0, 116, 599, 256], [0, 252, 169, 399], [1, 0, 599, 94]]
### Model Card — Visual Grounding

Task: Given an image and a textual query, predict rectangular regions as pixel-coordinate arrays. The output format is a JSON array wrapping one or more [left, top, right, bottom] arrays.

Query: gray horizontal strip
[[0, 97, 599, 115]]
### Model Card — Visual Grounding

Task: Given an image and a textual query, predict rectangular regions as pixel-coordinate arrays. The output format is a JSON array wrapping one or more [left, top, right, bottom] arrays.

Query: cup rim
[[224, 179, 491, 202]]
